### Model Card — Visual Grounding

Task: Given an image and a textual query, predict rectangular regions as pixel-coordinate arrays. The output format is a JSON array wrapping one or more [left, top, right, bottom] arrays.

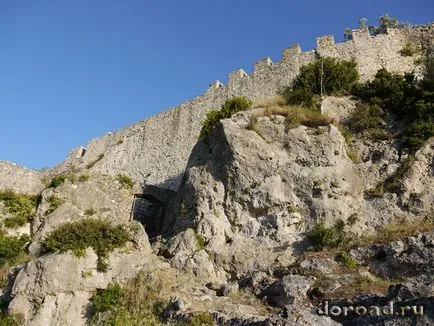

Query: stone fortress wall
[[0, 161, 44, 195], [42, 25, 434, 191]]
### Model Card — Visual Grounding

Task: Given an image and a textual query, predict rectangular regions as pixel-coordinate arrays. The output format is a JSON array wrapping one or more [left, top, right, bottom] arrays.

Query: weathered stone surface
[[264, 275, 315, 308], [28, 173, 137, 255], [2, 24, 434, 326], [48, 26, 434, 192], [163, 111, 365, 278], [0, 161, 44, 195], [8, 248, 152, 325]]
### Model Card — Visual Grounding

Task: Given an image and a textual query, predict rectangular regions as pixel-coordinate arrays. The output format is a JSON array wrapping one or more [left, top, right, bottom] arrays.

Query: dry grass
[[251, 96, 286, 109], [358, 220, 434, 246], [251, 105, 334, 131], [346, 147, 361, 163], [302, 218, 434, 256], [327, 275, 396, 299], [246, 116, 267, 141]]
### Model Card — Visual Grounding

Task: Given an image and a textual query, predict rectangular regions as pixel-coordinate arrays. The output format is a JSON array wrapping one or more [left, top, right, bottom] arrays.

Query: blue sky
[[1, 0, 433, 169]]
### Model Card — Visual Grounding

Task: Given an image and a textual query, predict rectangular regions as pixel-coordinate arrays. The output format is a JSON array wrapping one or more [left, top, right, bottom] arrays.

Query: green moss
[[42, 219, 130, 272], [0, 190, 38, 228]]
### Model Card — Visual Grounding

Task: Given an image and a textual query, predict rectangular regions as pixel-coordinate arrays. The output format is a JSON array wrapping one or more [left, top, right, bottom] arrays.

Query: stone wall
[[0, 161, 44, 195], [50, 25, 434, 191]]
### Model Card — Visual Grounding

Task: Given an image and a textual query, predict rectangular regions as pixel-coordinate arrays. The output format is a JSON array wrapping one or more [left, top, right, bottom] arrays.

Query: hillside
[[0, 20, 434, 326]]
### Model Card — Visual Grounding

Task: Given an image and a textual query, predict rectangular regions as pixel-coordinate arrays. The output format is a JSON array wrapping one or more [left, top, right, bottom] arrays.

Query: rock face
[[28, 173, 137, 255], [162, 109, 434, 281], [163, 112, 362, 280], [1, 24, 434, 326], [8, 248, 151, 326], [3, 101, 434, 325]]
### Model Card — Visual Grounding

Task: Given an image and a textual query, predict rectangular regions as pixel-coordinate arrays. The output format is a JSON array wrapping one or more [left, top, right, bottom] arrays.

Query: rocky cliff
[[0, 23, 434, 326]]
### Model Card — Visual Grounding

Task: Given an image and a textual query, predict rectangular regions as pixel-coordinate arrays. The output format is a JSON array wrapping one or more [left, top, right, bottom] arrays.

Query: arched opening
[[131, 194, 165, 238]]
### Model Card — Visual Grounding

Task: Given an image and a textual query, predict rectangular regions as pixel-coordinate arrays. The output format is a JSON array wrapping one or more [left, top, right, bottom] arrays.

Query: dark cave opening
[[131, 194, 165, 238]]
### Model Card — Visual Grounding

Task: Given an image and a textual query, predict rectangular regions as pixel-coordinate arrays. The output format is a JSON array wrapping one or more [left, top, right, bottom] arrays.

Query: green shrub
[[305, 220, 350, 251], [336, 251, 358, 269], [337, 124, 353, 145], [0, 190, 38, 228], [0, 234, 30, 266], [403, 120, 434, 152], [352, 62, 434, 151], [344, 103, 386, 140], [116, 174, 134, 190], [284, 57, 358, 108], [67, 173, 77, 184], [0, 313, 25, 326], [400, 42, 417, 56], [42, 219, 130, 272], [347, 213, 359, 226], [369, 14, 399, 35], [89, 271, 167, 325], [92, 283, 122, 314], [44, 195, 65, 216], [365, 184, 384, 198], [353, 69, 407, 116], [285, 88, 318, 108], [188, 312, 215, 326], [49, 175, 66, 188], [199, 97, 252, 140]]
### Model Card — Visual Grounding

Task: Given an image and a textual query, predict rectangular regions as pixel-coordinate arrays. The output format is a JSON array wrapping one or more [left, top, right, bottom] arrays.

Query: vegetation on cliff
[[42, 219, 130, 272], [0, 190, 39, 228], [0, 233, 30, 267], [199, 96, 252, 141], [90, 272, 215, 326]]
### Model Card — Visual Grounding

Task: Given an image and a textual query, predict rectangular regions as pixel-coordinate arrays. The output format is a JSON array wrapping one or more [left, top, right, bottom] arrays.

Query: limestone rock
[[8, 248, 152, 325]]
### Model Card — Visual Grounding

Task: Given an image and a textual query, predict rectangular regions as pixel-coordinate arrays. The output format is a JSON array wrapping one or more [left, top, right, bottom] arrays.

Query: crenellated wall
[[49, 25, 434, 191]]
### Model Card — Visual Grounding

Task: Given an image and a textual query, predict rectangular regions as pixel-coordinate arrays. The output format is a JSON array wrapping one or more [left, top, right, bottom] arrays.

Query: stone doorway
[[131, 194, 165, 238]]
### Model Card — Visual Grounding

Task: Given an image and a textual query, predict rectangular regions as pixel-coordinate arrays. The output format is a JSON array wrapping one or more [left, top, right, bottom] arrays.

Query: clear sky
[[1, 0, 433, 169]]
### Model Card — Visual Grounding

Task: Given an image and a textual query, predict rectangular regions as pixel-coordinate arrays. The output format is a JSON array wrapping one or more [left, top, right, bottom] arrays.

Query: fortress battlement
[[47, 24, 433, 191]]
